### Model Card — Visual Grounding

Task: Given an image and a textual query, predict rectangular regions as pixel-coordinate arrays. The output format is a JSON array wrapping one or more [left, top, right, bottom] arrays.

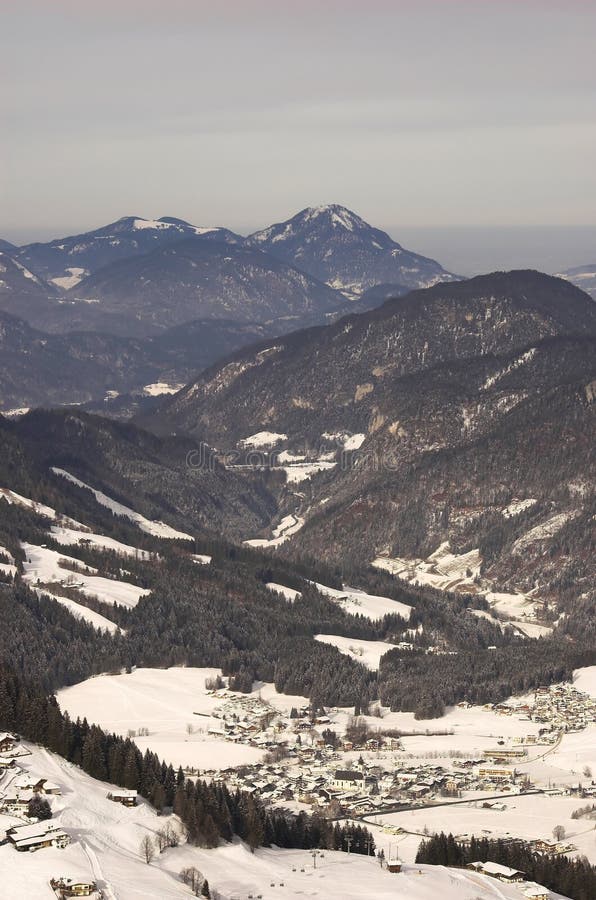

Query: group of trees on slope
[[416, 832, 596, 900]]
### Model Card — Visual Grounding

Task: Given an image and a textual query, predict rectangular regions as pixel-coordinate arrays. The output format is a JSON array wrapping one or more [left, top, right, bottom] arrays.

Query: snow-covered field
[[315, 634, 396, 670], [36, 587, 122, 634], [142, 382, 185, 396], [2, 744, 569, 900], [22, 542, 149, 609], [371, 790, 596, 866], [372, 542, 482, 592], [51, 468, 193, 540], [244, 514, 304, 548], [312, 582, 412, 621], [282, 460, 337, 482], [50, 524, 152, 560], [373, 542, 550, 628], [266, 581, 302, 601], [239, 431, 288, 448], [57, 668, 266, 770]]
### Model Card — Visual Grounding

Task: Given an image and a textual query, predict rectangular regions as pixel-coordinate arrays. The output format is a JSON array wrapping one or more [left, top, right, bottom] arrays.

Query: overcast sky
[[2, 0, 595, 249]]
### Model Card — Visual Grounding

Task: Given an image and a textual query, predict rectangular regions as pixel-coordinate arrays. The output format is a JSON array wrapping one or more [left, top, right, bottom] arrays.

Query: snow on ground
[[549, 725, 596, 779], [239, 431, 288, 448], [161, 843, 571, 900], [22, 542, 149, 609], [51, 468, 193, 540], [0, 406, 31, 417], [191, 553, 212, 565], [312, 582, 412, 622], [343, 432, 367, 450], [0, 743, 197, 899], [373, 542, 481, 593], [321, 431, 367, 450], [50, 266, 87, 290], [371, 790, 596, 866], [50, 524, 152, 559], [2, 746, 570, 900], [266, 582, 302, 601], [374, 543, 548, 625], [0, 543, 17, 578], [469, 609, 551, 638], [314, 634, 396, 670], [333, 702, 544, 757], [573, 666, 596, 698], [244, 514, 304, 548], [1, 486, 63, 521], [0, 744, 573, 900], [142, 382, 184, 396], [57, 668, 265, 771], [486, 591, 542, 620], [281, 461, 337, 483], [33, 587, 121, 634], [513, 511, 578, 552], [502, 498, 537, 518]]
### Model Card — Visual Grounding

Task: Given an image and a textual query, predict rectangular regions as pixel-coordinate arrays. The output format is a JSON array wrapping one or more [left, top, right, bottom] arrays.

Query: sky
[[2, 0, 595, 270]]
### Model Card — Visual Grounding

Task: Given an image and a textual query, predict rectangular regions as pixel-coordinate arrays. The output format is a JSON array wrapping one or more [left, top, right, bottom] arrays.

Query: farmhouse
[[467, 861, 526, 883], [0, 731, 17, 752], [522, 884, 550, 900], [50, 876, 98, 897], [6, 820, 70, 851], [107, 789, 137, 807]]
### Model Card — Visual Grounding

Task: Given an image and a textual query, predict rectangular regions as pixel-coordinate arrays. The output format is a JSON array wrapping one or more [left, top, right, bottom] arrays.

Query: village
[[0, 668, 595, 900], [177, 678, 596, 826]]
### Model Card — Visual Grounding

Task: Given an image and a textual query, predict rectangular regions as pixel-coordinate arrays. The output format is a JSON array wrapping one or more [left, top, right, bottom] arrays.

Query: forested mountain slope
[[152, 271, 596, 603]]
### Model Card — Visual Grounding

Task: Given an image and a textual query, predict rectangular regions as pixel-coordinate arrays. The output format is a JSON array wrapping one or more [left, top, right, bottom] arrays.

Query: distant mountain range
[[0, 207, 459, 339]]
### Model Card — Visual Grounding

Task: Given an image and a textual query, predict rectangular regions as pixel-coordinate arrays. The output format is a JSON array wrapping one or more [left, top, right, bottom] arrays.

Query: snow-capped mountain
[[248, 204, 459, 293], [15, 216, 243, 283]]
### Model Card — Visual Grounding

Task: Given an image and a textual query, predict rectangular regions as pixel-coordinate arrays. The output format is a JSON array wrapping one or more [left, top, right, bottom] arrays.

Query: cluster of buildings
[[198, 752, 526, 819], [467, 862, 551, 899], [495, 682, 596, 733], [0, 733, 62, 820]]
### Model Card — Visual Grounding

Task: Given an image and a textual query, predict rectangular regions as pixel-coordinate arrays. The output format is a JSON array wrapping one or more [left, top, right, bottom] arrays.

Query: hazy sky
[[2, 0, 595, 251]]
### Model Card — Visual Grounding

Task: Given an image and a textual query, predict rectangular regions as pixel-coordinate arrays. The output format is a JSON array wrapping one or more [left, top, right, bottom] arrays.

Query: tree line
[[415, 832, 596, 900]]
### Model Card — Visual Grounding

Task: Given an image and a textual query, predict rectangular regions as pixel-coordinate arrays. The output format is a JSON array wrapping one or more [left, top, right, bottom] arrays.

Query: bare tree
[[140, 834, 156, 864], [164, 822, 180, 848], [186, 722, 194, 735], [180, 866, 205, 895], [155, 827, 169, 853], [553, 824, 566, 842]]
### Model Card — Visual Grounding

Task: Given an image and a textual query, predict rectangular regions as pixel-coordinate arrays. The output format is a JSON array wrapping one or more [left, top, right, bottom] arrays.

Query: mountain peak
[[248, 205, 457, 293], [300, 204, 366, 231]]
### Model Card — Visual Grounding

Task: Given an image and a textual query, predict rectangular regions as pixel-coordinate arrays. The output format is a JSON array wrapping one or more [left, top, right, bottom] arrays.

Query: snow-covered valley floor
[[0, 742, 572, 900]]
